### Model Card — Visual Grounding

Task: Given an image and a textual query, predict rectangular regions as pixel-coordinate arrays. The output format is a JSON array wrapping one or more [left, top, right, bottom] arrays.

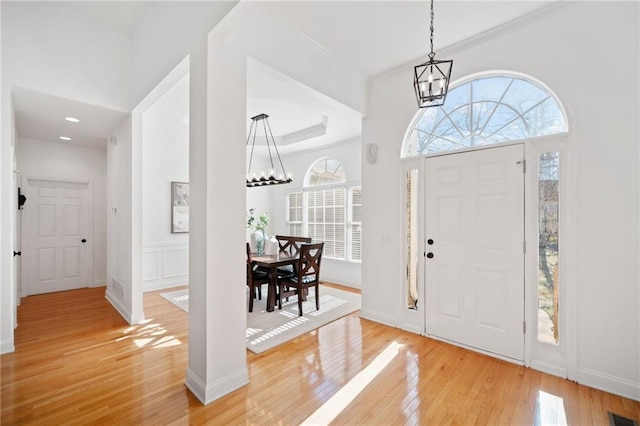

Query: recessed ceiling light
[[59, 136, 72, 141], [65, 117, 80, 123]]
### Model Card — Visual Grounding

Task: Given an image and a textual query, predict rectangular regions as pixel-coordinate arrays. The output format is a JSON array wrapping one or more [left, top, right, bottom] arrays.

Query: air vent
[[608, 412, 639, 426], [111, 279, 124, 298]]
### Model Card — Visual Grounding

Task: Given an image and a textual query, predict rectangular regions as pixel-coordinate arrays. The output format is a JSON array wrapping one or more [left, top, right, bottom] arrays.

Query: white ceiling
[[247, 59, 362, 153], [13, 87, 129, 149], [63, 1, 150, 34], [266, 1, 557, 77], [11, 1, 558, 152]]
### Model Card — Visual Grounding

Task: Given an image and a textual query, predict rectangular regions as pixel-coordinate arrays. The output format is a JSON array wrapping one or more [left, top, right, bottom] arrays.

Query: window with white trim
[[402, 74, 568, 157], [286, 157, 361, 262], [349, 188, 362, 261], [308, 188, 345, 259], [287, 192, 303, 236]]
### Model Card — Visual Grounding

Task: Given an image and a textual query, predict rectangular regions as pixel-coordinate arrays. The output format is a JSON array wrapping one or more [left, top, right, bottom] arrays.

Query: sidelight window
[[537, 152, 560, 344], [406, 169, 419, 309]]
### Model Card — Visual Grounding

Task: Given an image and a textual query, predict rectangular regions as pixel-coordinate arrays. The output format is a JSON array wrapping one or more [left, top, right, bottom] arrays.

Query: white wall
[[106, 116, 141, 322], [16, 138, 107, 287], [267, 137, 362, 288], [362, 2, 639, 400], [142, 75, 189, 292], [130, 2, 237, 108]]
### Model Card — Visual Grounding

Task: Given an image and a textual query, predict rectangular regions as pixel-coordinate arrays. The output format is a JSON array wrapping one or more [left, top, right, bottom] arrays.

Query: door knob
[[81, 239, 87, 243], [13, 251, 21, 257], [426, 252, 434, 259]]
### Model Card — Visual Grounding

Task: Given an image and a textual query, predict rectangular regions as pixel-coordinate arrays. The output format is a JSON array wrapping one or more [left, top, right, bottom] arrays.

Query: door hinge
[[517, 159, 527, 173], [523, 241, 527, 254], [523, 321, 527, 334]]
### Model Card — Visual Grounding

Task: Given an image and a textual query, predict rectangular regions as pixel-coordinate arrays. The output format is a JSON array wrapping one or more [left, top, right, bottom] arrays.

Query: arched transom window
[[305, 157, 346, 186], [403, 74, 567, 157]]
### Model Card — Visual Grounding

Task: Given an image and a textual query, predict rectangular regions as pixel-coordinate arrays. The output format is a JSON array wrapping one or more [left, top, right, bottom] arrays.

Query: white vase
[[250, 230, 266, 256], [264, 236, 278, 256]]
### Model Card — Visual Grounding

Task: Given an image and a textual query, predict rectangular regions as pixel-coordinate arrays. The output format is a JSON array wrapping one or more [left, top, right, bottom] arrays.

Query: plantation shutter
[[350, 187, 362, 261], [287, 192, 303, 236], [307, 188, 345, 260]]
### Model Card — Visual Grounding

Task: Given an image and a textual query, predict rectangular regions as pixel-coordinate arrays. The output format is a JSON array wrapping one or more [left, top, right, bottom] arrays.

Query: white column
[[186, 37, 248, 404], [1, 72, 17, 354]]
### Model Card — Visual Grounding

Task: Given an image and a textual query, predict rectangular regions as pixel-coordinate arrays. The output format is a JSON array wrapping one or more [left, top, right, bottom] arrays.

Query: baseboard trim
[[359, 308, 397, 328], [579, 368, 640, 402], [185, 367, 249, 405], [321, 275, 361, 290], [184, 369, 207, 403], [529, 360, 567, 379], [1, 338, 15, 354], [92, 280, 107, 288], [143, 278, 189, 293], [400, 322, 423, 336], [105, 289, 133, 325]]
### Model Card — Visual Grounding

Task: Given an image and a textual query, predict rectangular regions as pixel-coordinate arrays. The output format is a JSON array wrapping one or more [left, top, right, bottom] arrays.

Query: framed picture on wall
[[171, 181, 189, 233]]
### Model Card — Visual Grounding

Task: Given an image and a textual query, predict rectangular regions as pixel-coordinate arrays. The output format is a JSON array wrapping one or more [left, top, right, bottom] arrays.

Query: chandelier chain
[[246, 113, 293, 188], [414, 0, 453, 108], [429, 0, 435, 60]]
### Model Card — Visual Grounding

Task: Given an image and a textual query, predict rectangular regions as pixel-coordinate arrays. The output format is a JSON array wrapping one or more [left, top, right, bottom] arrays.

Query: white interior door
[[22, 179, 91, 296], [425, 144, 525, 361]]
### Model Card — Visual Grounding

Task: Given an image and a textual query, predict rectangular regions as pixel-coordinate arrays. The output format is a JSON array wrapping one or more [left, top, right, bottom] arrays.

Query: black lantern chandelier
[[413, 0, 453, 108], [246, 113, 292, 188]]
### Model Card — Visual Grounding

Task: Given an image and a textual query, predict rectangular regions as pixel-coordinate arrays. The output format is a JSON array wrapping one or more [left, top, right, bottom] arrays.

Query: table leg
[[266, 268, 277, 312]]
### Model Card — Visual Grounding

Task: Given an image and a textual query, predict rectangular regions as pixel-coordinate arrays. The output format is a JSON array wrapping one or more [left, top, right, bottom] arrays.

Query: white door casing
[[425, 144, 525, 361], [22, 179, 92, 296], [15, 173, 22, 305]]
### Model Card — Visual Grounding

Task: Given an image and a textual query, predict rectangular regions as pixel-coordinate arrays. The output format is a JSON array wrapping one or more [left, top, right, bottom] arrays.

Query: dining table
[[251, 251, 299, 312]]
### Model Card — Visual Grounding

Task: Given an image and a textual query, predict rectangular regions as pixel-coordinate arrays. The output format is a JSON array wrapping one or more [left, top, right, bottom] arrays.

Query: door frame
[[400, 135, 573, 375], [14, 171, 22, 307], [21, 176, 94, 297]]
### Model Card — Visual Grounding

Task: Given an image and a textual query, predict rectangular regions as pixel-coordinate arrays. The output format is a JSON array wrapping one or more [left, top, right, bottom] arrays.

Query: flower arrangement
[[246, 208, 270, 232]]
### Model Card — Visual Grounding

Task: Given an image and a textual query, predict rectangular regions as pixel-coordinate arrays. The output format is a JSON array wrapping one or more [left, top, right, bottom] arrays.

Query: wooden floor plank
[[2, 286, 639, 425]]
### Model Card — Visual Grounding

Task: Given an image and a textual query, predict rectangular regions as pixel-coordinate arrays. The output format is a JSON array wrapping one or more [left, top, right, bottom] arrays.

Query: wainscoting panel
[[163, 248, 189, 278], [143, 252, 159, 281], [143, 242, 189, 292]]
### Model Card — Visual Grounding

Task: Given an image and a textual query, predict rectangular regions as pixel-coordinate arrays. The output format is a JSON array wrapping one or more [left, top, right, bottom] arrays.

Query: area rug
[[160, 288, 189, 312], [247, 285, 361, 354], [159, 285, 361, 354]]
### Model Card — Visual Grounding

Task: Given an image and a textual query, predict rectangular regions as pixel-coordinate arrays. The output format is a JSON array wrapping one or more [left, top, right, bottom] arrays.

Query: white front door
[[425, 144, 525, 361], [22, 179, 91, 296]]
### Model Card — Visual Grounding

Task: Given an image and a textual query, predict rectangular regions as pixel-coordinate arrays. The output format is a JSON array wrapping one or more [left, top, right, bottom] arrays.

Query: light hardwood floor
[[2, 286, 639, 425]]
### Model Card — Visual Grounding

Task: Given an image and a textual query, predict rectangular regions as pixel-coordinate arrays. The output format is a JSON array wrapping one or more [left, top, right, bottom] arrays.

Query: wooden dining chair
[[278, 242, 324, 316], [246, 242, 269, 313], [276, 235, 312, 255], [275, 235, 312, 277]]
